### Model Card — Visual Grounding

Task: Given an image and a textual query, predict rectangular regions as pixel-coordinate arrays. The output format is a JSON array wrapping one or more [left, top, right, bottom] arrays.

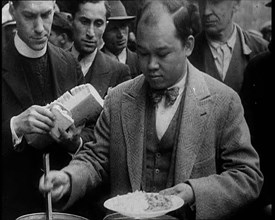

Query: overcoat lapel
[[47, 43, 69, 99], [85, 51, 113, 98], [121, 77, 147, 191], [2, 41, 33, 110], [174, 63, 212, 184]]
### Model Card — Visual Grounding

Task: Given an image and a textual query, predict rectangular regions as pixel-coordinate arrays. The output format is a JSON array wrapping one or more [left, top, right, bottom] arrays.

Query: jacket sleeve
[[188, 93, 263, 220], [61, 90, 113, 209]]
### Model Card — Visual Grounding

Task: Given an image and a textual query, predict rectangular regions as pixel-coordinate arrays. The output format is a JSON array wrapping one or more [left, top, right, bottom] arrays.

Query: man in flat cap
[[49, 11, 74, 50], [102, 0, 141, 78]]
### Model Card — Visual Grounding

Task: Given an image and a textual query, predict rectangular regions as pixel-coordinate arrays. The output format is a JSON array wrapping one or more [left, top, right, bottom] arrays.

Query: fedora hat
[[108, 0, 135, 21]]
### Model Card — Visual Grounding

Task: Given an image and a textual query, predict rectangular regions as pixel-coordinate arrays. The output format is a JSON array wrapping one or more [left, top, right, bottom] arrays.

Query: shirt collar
[[71, 45, 98, 66], [14, 32, 47, 58], [104, 47, 127, 64], [207, 23, 252, 55], [207, 24, 237, 51], [168, 64, 187, 94], [117, 48, 127, 64]]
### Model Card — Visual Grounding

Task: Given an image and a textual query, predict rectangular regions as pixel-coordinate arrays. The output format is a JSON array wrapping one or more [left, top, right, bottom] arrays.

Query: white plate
[[104, 192, 184, 219]]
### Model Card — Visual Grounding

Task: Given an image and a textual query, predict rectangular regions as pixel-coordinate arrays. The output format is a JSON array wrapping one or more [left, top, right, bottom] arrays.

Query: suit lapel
[[86, 51, 113, 98], [175, 62, 212, 184], [121, 77, 147, 191], [47, 43, 69, 99], [120, 64, 213, 188]]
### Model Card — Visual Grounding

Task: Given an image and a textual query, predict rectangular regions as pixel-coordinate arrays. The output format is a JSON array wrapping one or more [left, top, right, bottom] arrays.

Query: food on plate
[[109, 191, 173, 214], [145, 192, 173, 211]]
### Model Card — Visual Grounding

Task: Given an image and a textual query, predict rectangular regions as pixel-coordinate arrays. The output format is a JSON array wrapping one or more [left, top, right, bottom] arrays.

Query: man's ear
[[60, 33, 67, 45], [185, 35, 194, 57]]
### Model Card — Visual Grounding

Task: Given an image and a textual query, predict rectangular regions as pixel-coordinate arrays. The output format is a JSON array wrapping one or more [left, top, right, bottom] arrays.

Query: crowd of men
[[1, 0, 272, 220]]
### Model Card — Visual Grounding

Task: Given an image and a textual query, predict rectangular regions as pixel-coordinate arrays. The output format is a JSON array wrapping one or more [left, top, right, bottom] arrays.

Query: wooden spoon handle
[[43, 153, 53, 220]]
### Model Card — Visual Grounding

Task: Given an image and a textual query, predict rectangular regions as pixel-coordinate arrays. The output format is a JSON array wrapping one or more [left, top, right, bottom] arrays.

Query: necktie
[[77, 54, 84, 62], [150, 87, 180, 107]]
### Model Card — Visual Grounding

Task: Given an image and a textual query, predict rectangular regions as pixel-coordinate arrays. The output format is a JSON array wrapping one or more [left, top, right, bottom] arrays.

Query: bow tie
[[150, 87, 180, 107]]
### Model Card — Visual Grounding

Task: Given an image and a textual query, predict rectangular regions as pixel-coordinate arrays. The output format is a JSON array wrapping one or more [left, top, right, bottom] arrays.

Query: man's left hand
[[160, 183, 195, 205]]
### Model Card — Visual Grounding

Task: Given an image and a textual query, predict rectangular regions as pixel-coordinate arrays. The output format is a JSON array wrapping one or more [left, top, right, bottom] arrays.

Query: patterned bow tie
[[150, 87, 180, 107]]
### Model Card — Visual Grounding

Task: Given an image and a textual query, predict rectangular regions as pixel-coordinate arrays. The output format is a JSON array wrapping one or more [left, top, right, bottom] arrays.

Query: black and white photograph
[[1, 0, 272, 220]]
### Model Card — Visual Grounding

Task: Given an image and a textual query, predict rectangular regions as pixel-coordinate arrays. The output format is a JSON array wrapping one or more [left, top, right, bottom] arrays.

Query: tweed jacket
[[63, 61, 263, 220], [189, 24, 268, 93], [1, 40, 85, 220]]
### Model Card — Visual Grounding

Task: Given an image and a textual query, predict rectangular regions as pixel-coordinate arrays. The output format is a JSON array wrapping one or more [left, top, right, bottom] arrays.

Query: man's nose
[[202, 1, 213, 16], [116, 27, 125, 39], [86, 24, 95, 38], [33, 17, 44, 34], [148, 56, 159, 70]]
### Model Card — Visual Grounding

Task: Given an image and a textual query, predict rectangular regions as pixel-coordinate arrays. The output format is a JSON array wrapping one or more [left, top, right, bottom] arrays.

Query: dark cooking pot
[[16, 212, 89, 220]]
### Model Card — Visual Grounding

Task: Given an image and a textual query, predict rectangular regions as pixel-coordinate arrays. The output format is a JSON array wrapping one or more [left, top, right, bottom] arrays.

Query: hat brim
[[108, 16, 136, 21], [265, 1, 272, 7]]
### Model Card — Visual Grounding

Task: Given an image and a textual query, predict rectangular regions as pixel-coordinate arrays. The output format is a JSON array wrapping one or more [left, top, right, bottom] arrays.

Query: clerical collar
[[14, 32, 47, 58]]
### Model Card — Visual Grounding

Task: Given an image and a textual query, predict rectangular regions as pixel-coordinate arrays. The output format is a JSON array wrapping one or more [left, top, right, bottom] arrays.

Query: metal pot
[[16, 212, 89, 220]]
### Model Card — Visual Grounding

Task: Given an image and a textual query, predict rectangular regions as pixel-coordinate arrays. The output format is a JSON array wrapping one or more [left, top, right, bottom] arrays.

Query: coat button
[[156, 153, 161, 158]]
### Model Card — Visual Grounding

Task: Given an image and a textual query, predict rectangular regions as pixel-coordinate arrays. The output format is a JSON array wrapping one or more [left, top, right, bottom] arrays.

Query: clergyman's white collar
[[14, 32, 47, 58]]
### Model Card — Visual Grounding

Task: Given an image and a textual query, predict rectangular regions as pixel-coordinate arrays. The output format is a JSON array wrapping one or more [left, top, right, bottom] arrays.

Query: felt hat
[[108, 0, 135, 21], [52, 12, 72, 31]]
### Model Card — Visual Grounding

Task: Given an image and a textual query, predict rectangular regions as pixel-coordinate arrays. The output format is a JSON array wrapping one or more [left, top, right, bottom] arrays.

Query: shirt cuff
[[10, 116, 23, 148]]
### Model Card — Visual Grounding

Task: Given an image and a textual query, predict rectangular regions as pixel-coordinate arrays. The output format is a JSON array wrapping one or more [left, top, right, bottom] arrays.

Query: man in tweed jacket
[[39, 1, 263, 219]]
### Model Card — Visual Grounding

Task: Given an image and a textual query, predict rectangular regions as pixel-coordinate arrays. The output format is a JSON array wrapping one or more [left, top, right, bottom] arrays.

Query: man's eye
[[42, 11, 52, 19], [95, 20, 104, 27], [24, 14, 35, 19], [158, 52, 169, 58], [79, 18, 89, 25]]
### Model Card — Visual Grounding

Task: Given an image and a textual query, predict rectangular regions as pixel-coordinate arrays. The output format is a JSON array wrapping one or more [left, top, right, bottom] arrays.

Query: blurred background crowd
[[2, 0, 272, 50]]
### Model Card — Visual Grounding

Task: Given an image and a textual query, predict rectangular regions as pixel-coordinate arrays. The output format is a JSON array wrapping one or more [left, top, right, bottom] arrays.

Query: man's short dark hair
[[136, 0, 193, 46], [69, 0, 111, 20], [11, 0, 55, 8]]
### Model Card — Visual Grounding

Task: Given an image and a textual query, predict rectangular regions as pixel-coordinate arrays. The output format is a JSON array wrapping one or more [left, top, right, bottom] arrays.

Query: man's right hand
[[13, 105, 56, 137], [39, 170, 71, 203]]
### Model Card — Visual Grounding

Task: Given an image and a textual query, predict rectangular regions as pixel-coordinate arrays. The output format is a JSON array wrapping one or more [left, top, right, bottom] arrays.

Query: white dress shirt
[[207, 25, 237, 81], [155, 71, 187, 140]]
